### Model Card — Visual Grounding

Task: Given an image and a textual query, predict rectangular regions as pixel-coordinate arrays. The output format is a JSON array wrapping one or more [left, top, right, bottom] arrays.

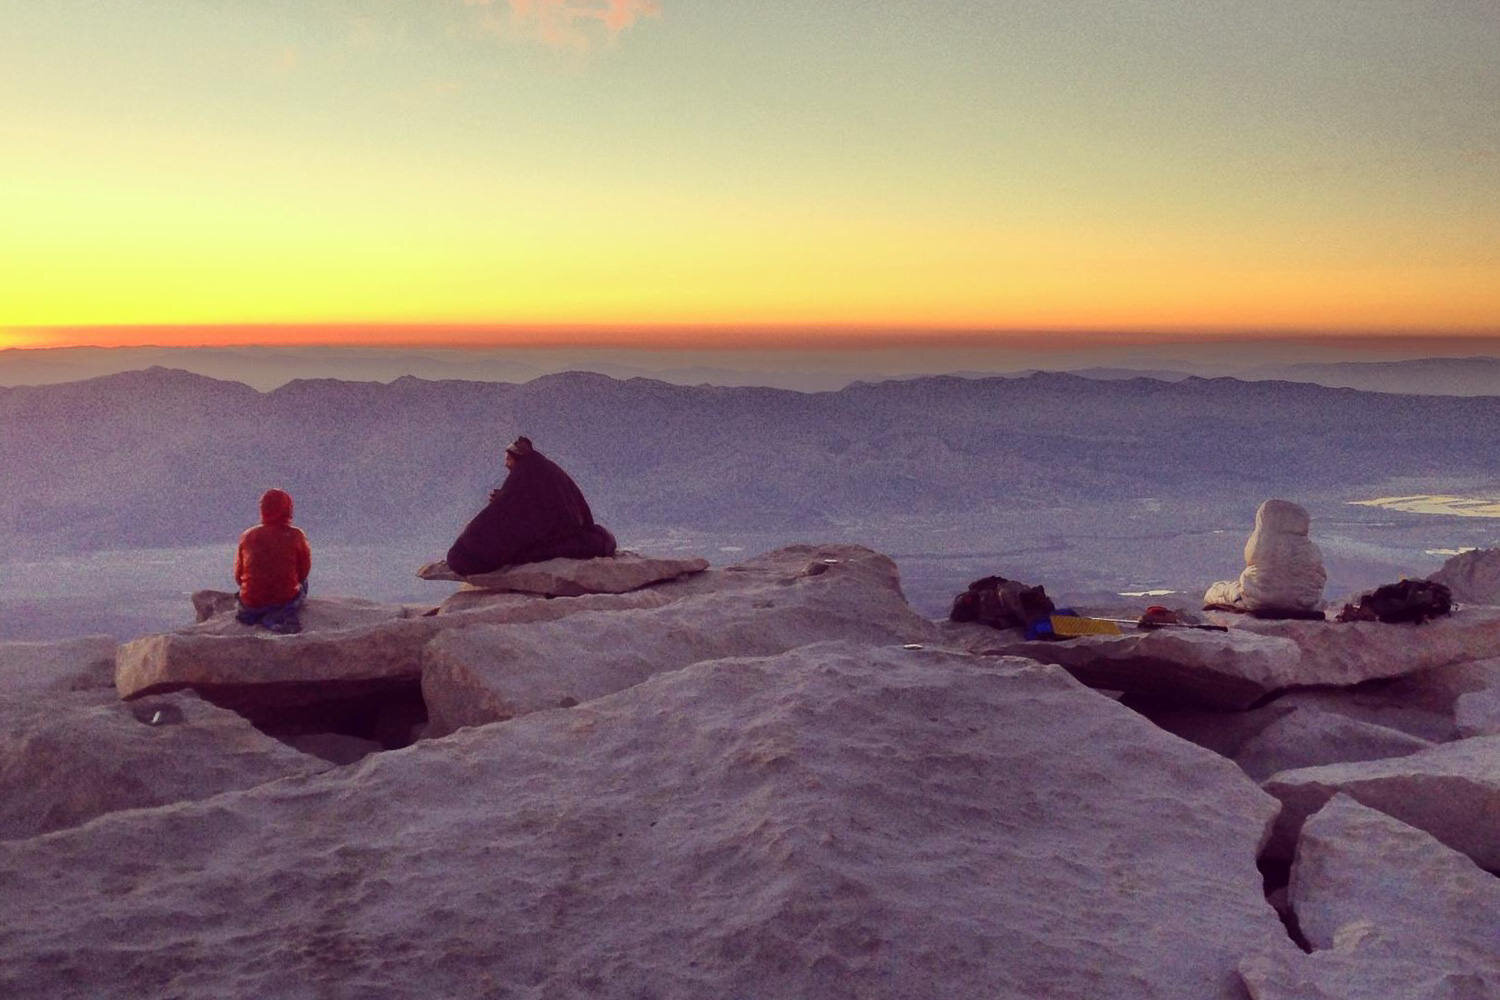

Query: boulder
[[1127, 702, 1296, 758], [115, 589, 677, 704], [1259, 687, 1457, 744], [421, 547, 937, 735], [117, 546, 888, 743], [1386, 655, 1500, 715], [946, 622, 1302, 709], [0, 688, 326, 841], [1238, 795, 1500, 999], [1261, 735, 1500, 866], [417, 551, 709, 596], [1455, 686, 1500, 737], [965, 609, 1500, 713], [1232, 708, 1433, 782], [0, 643, 1295, 1000], [1292, 795, 1500, 958], [0, 635, 116, 694], [116, 615, 443, 703], [1214, 606, 1500, 693], [1427, 547, 1500, 605]]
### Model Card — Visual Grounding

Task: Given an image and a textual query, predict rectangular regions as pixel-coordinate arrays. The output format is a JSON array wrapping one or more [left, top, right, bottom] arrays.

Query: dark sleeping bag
[[445, 449, 615, 575]]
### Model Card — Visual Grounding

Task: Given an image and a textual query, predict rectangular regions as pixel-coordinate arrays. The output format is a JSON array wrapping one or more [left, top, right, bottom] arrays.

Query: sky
[[2, 0, 1498, 349]]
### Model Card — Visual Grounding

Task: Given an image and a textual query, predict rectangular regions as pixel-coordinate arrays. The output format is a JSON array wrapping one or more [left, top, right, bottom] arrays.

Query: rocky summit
[[4, 543, 1500, 999]]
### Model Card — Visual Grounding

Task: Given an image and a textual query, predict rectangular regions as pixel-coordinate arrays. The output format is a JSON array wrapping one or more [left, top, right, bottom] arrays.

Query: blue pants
[[237, 580, 308, 634]]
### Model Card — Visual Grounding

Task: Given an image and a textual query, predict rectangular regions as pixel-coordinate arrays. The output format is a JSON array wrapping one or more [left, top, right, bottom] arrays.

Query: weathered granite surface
[[949, 606, 1500, 710], [1455, 686, 1500, 737], [1217, 607, 1500, 691], [0, 643, 1295, 1000], [1261, 735, 1500, 867], [1233, 708, 1433, 782], [0, 688, 325, 841], [1239, 795, 1500, 999], [421, 546, 937, 735], [1428, 547, 1500, 605], [190, 590, 418, 630]]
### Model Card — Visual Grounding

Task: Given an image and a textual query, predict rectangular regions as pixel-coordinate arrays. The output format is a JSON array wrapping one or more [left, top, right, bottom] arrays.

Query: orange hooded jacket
[[235, 488, 312, 609]]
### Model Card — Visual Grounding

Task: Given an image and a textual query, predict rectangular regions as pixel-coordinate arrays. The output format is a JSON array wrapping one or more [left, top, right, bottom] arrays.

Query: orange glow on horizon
[[6, 322, 1500, 354]]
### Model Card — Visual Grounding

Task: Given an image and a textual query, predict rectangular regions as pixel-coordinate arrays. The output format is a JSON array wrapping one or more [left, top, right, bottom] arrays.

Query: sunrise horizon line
[[8, 322, 1500, 354]]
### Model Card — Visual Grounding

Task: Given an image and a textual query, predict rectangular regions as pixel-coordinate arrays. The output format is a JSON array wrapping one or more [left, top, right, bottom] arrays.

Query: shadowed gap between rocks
[[175, 679, 429, 762], [1255, 856, 1312, 954]]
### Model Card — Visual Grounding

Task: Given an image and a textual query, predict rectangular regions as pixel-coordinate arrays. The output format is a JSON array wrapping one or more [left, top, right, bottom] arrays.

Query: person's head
[[504, 436, 534, 470], [260, 488, 294, 526]]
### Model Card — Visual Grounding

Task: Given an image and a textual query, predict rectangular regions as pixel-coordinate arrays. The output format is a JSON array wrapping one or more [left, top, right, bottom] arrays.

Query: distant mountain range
[[7, 346, 1500, 395], [4, 367, 1500, 558], [1238, 357, 1500, 397]]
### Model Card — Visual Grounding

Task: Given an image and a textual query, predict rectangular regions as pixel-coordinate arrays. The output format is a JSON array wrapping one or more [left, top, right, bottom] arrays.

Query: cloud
[[463, 0, 660, 52]]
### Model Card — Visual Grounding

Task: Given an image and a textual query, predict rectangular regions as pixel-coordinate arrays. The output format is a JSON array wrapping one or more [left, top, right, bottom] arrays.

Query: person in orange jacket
[[234, 488, 312, 633]]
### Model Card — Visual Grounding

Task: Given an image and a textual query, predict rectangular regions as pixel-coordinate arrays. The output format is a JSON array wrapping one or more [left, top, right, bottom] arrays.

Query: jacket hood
[[260, 488, 294, 526]]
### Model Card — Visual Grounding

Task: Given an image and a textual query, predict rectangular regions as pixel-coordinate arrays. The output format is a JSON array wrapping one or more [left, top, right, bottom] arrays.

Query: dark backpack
[[1358, 579, 1453, 624], [949, 575, 1056, 630]]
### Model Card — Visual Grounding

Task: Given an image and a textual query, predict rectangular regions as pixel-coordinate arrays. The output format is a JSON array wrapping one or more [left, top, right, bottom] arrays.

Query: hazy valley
[[4, 365, 1499, 640]]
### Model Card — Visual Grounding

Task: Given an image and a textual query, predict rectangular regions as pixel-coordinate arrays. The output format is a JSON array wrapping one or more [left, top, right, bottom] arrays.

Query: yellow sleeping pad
[[1049, 614, 1123, 637]]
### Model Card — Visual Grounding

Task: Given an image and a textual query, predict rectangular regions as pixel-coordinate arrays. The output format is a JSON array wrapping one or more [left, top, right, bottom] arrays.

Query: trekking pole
[[1091, 617, 1228, 633]]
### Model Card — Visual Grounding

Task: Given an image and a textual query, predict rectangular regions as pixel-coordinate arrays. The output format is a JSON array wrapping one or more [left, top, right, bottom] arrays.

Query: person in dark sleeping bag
[[445, 436, 616, 577]]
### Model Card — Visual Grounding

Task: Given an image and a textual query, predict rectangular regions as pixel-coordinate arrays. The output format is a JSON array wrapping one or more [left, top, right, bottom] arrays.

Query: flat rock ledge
[[115, 546, 882, 729], [1216, 606, 1500, 688], [190, 591, 417, 630], [116, 621, 439, 702], [944, 605, 1500, 710], [416, 551, 709, 597], [944, 622, 1301, 709]]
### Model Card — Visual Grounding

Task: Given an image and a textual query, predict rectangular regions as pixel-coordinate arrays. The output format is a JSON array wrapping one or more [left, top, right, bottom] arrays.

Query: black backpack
[[949, 575, 1056, 630], [1358, 579, 1453, 624]]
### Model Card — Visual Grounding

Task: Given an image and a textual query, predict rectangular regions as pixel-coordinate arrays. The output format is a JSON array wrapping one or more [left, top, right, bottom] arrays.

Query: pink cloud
[[465, 0, 660, 52]]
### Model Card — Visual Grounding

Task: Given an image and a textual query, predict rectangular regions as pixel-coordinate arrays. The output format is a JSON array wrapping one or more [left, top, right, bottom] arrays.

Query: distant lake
[[1351, 495, 1500, 518]]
